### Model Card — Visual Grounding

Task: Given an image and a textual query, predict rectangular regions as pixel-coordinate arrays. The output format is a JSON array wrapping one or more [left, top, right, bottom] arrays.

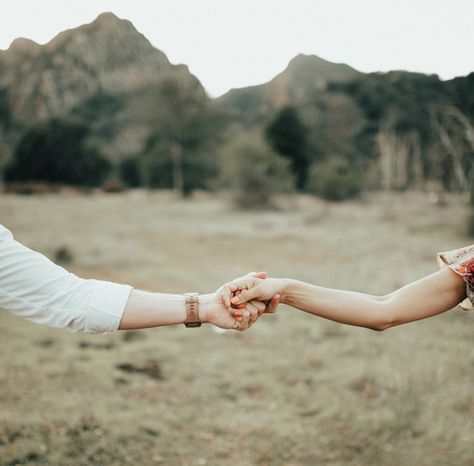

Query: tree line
[[2, 72, 474, 216]]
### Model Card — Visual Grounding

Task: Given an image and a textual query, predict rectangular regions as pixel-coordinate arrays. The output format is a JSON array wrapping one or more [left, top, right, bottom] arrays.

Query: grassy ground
[[1, 190, 474, 466]]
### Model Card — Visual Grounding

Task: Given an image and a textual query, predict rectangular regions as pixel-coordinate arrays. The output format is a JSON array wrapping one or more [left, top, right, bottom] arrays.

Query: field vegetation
[[1, 190, 473, 466]]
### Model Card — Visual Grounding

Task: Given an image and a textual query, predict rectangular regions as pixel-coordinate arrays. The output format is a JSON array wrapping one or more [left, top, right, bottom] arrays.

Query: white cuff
[[82, 281, 133, 334]]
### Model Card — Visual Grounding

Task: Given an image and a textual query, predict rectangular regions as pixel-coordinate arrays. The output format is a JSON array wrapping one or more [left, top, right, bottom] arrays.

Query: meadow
[[1, 190, 473, 466]]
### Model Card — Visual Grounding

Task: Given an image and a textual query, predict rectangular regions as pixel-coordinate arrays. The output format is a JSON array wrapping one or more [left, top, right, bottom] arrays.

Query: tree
[[141, 78, 225, 196], [119, 157, 142, 187], [219, 133, 294, 209], [377, 114, 423, 191], [265, 105, 309, 191], [4, 118, 110, 186], [469, 170, 474, 237]]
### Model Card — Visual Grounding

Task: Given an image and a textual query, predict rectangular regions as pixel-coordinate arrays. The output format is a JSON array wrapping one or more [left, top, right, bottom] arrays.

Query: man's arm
[[0, 225, 260, 333]]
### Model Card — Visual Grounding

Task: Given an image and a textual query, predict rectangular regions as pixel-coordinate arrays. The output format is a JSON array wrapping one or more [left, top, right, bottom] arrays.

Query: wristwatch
[[184, 292, 201, 327]]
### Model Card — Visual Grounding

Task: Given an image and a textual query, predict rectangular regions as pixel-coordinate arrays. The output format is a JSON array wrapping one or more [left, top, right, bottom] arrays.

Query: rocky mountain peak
[[93, 11, 124, 25], [7, 37, 40, 54], [0, 12, 207, 162], [217, 53, 360, 121], [281, 53, 359, 82]]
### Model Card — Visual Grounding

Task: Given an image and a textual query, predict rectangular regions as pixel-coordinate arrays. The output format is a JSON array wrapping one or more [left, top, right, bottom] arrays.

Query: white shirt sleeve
[[0, 224, 133, 333]]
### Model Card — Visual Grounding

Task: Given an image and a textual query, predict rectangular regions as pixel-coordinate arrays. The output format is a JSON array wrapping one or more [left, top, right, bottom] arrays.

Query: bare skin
[[222, 266, 467, 331], [119, 272, 280, 331]]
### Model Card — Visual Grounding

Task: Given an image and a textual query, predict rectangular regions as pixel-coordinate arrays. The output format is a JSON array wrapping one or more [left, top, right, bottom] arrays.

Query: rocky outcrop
[[0, 12, 206, 162], [216, 53, 361, 123]]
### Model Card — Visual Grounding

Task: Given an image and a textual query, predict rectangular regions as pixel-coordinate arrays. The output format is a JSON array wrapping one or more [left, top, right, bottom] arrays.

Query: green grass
[[0, 190, 473, 466]]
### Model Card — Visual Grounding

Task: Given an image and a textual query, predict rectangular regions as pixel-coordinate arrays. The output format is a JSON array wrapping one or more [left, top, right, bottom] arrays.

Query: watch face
[[185, 321, 202, 328]]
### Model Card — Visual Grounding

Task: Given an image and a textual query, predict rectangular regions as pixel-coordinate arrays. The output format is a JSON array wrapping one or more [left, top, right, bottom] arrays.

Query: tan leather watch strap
[[184, 292, 201, 327]]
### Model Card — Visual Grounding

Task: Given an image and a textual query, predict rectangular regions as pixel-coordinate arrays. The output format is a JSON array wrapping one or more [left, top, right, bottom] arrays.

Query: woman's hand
[[203, 272, 280, 331], [221, 275, 284, 315], [200, 290, 266, 331]]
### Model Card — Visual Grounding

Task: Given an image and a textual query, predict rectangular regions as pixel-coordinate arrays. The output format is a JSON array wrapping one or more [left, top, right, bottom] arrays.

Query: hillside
[[0, 14, 472, 193], [216, 53, 361, 123], [0, 12, 207, 162]]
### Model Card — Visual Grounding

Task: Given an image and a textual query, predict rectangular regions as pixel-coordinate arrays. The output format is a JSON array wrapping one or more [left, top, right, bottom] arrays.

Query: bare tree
[[377, 115, 423, 190], [432, 106, 473, 191]]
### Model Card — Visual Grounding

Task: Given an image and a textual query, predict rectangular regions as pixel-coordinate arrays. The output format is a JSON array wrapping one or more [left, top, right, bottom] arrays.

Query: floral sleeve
[[437, 245, 474, 311]]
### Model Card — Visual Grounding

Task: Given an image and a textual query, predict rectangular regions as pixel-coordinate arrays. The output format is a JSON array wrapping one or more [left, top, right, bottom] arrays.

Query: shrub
[[469, 172, 474, 237], [102, 179, 127, 193], [3, 182, 54, 195], [119, 157, 142, 187], [4, 118, 111, 186], [308, 157, 364, 201], [218, 134, 294, 209], [54, 246, 74, 264], [139, 142, 173, 189], [468, 211, 474, 238]]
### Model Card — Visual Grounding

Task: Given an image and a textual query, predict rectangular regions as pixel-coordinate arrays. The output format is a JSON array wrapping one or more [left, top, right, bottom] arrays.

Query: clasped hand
[[206, 272, 282, 331]]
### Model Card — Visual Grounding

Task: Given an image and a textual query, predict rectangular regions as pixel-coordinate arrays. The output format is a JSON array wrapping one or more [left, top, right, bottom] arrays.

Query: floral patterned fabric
[[437, 245, 474, 310]]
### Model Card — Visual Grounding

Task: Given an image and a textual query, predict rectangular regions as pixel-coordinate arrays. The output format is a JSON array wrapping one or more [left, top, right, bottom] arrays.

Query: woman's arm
[[227, 266, 467, 331]]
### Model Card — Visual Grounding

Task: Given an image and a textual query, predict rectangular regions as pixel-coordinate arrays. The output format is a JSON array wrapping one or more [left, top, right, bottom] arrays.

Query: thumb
[[247, 271, 268, 279], [265, 294, 280, 314], [231, 287, 260, 305]]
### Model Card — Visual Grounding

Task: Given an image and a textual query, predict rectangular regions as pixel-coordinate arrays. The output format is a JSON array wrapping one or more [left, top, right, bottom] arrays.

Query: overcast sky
[[1, 0, 473, 97]]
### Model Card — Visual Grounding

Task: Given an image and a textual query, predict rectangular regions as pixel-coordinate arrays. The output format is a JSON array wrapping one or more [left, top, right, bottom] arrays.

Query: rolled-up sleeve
[[0, 224, 133, 333]]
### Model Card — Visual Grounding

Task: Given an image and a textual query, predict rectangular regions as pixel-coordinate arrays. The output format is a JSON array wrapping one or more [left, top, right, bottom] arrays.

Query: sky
[[1, 0, 473, 97]]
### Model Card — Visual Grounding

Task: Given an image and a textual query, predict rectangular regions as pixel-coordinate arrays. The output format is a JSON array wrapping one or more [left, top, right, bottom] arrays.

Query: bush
[[470, 171, 474, 206], [102, 179, 127, 193], [468, 211, 474, 238], [308, 157, 364, 201], [3, 182, 54, 195], [54, 246, 74, 264], [218, 134, 294, 209], [4, 118, 111, 186], [119, 157, 142, 187], [139, 141, 173, 189], [469, 173, 474, 237]]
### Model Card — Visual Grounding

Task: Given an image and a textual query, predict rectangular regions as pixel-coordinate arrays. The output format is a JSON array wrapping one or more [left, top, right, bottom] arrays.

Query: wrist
[[198, 293, 215, 324], [277, 278, 293, 304]]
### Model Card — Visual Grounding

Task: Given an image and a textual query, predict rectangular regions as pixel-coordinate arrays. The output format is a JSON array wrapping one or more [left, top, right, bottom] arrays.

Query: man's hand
[[202, 272, 279, 331], [221, 273, 282, 319], [200, 291, 266, 331]]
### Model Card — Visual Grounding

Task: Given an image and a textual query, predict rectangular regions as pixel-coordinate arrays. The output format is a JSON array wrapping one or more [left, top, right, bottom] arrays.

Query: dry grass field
[[1, 190, 474, 466]]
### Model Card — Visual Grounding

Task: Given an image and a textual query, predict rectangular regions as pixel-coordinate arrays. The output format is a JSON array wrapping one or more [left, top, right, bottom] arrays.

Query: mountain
[[216, 54, 361, 123], [0, 12, 207, 162], [216, 52, 474, 193], [0, 14, 472, 193]]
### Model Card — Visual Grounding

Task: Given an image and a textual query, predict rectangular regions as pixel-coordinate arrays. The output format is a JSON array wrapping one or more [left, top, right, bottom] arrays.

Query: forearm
[[280, 279, 390, 330], [119, 291, 214, 330], [0, 224, 250, 333], [279, 267, 466, 330]]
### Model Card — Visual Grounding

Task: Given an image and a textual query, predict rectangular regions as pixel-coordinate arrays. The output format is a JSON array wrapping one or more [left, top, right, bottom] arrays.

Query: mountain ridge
[[0, 12, 207, 162], [0, 11, 472, 179], [216, 52, 362, 122]]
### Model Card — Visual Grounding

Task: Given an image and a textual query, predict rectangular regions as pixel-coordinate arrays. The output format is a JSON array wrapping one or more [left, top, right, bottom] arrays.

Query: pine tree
[[265, 105, 309, 191]]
